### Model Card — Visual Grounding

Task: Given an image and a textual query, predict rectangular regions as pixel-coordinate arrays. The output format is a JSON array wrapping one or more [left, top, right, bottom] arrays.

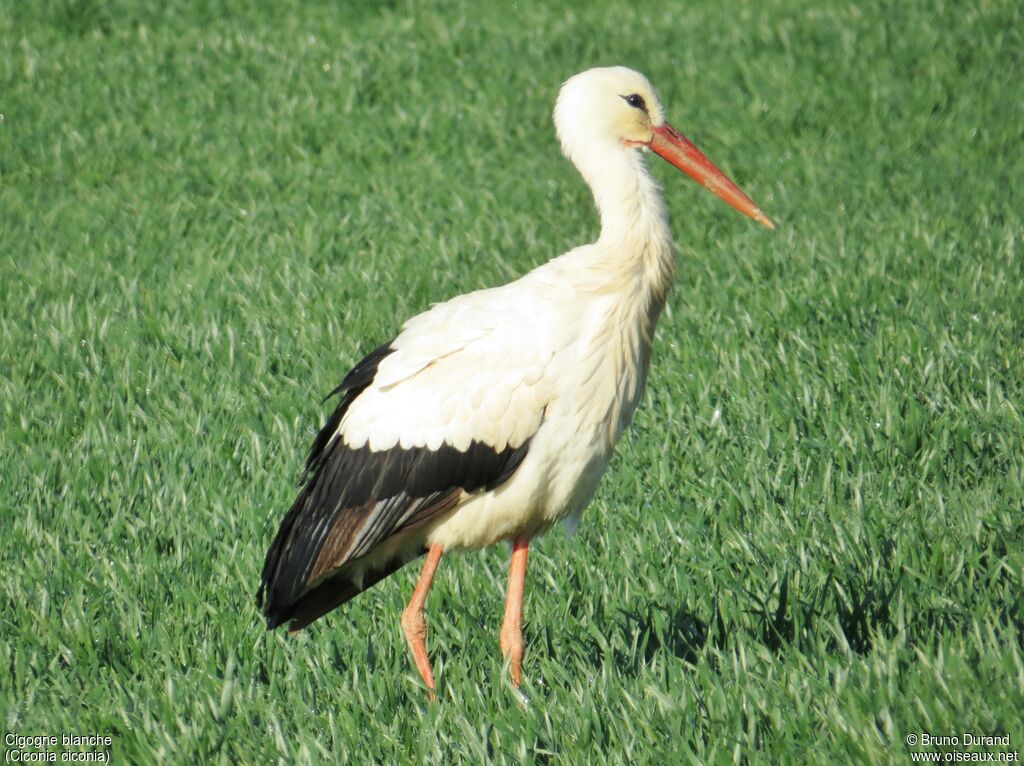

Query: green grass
[[2, 0, 1023, 763]]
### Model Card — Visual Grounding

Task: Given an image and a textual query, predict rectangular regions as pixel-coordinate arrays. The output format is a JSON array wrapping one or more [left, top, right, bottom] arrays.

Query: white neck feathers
[[574, 144, 677, 308]]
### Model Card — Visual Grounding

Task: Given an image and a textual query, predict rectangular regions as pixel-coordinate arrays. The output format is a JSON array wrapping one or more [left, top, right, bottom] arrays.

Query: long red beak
[[649, 123, 774, 229]]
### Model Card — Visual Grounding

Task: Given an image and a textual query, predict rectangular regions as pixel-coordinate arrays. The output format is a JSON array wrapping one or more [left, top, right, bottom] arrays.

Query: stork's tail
[[258, 549, 424, 631]]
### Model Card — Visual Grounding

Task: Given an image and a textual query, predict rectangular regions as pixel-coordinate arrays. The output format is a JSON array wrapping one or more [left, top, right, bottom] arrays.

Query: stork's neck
[[577, 144, 676, 304]]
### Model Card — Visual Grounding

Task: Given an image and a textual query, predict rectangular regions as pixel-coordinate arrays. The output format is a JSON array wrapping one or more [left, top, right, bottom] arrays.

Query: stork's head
[[554, 66, 773, 229]]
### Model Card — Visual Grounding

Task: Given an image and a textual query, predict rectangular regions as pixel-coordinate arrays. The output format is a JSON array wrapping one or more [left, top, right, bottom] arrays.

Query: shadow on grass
[[588, 561, 1023, 679]]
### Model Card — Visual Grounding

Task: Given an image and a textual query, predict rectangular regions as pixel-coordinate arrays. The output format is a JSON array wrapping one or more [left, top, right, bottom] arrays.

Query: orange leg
[[499, 538, 529, 687], [401, 545, 443, 694]]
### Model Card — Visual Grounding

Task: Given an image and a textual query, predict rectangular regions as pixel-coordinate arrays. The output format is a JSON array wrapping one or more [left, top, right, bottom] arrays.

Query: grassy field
[[2, 0, 1023, 762]]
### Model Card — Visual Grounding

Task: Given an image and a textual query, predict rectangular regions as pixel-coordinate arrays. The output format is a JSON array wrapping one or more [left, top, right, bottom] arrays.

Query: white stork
[[258, 66, 773, 692]]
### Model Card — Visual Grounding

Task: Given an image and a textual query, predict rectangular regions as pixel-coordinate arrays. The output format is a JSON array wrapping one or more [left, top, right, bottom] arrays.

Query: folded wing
[[258, 291, 554, 630]]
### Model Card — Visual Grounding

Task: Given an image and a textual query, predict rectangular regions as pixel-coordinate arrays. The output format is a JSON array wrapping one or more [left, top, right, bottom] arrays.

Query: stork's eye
[[623, 93, 647, 110]]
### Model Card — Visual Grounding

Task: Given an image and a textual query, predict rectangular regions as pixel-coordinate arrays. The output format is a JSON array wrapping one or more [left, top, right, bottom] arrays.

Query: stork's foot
[[401, 545, 443, 698], [401, 602, 435, 693], [499, 621, 525, 687]]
